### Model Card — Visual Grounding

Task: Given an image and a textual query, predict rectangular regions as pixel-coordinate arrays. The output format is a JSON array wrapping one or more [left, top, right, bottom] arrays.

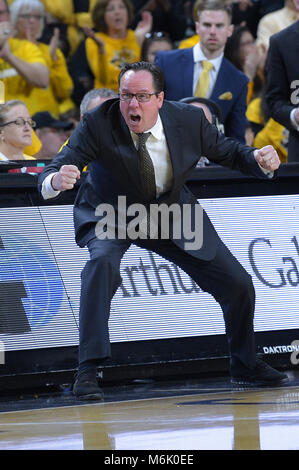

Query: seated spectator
[[32, 111, 74, 159], [10, 0, 74, 117], [130, 0, 187, 42], [79, 87, 118, 118], [155, 0, 249, 143], [179, 0, 256, 50], [255, 0, 299, 52], [0, 0, 49, 114], [180, 95, 223, 128], [83, 0, 152, 93], [57, 88, 118, 171], [246, 94, 289, 163], [0, 99, 36, 161], [254, 117, 289, 163], [224, 24, 266, 103], [180, 95, 224, 166], [181, 0, 281, 42], [39, 0, 137, 58], [141, 31, 173, 63]]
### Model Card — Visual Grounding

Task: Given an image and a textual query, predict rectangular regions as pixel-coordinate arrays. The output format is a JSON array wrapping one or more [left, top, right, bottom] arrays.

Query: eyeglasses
[[19, 13, 43, 20], [119, 92, 158, 103], [145, 32, 166, 39], [0, 118, 36, 128]]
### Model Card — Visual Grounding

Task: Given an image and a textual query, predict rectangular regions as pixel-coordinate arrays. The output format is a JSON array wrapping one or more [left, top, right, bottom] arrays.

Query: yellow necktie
[[195, 60, 213, 97]]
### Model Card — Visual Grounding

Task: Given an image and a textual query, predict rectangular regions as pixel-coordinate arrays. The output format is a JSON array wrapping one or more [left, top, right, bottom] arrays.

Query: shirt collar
[[285, 6, 299, 21], [148, 113, 163, 140], [193, 42, 223, 71]]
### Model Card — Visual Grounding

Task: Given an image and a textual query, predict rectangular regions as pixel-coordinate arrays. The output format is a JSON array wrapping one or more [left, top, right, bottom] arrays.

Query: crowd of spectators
[[0, 0, 298, 165]]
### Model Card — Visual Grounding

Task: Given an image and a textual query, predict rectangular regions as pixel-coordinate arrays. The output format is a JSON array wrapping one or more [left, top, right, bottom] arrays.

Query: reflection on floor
[[0, 370, 299, 450]]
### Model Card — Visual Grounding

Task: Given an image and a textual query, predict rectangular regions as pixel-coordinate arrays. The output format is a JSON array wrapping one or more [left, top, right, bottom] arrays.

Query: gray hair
[[0, 99, 27, 125], [9, 0, 45, 38], [80, 88, 118, 115]]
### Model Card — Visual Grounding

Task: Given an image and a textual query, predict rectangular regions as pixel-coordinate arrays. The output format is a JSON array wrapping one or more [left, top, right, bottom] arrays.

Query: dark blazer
[[154, 47, 249, 143], [38, 99, 268, 260], [265, 20, 299, 162]]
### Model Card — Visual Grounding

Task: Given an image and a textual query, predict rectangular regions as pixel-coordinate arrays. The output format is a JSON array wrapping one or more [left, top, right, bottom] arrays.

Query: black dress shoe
[[231, 359, 289, 387], [72, 370, 104, 400]]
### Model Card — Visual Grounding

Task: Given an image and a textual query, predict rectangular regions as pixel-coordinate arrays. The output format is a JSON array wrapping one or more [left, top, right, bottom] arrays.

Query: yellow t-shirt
[[28, 42, 74, 117], [254, 119, 288, 163], [8, 0, 88, 55], [246, 97, 288, 163], [0, 38, 47, 114], [85, 30, 141, 92], [246, 97, 263, 125]]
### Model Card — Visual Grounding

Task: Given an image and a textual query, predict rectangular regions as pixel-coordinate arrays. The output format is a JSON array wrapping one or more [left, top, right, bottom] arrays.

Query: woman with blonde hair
[[0, 100, 35, 161]]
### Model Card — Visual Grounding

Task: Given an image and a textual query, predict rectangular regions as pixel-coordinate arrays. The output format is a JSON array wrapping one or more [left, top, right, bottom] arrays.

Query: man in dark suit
[[39, 61, 288, 400], [154, 0, 249, 143], [265, 20, 299, 162]]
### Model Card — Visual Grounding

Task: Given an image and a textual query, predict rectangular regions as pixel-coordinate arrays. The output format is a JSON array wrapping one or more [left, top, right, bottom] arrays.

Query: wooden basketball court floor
[[0, 369, 299, 451]]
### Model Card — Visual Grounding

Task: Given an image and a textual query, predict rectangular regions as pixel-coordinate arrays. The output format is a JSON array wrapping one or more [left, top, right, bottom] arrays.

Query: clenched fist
[[254, 145, 280, 172], [51, 165, 81, 191]]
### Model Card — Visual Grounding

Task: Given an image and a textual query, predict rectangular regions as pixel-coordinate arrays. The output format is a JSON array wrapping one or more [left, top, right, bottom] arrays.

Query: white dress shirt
[[41, 113, 173, 200], [192, 43, 223, 98]]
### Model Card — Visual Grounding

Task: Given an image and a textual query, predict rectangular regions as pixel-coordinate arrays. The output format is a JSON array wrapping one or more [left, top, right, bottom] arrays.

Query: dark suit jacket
[[38, 99, 268, 260], [265, 20, 299, 162], [154, 47, 249, 143]]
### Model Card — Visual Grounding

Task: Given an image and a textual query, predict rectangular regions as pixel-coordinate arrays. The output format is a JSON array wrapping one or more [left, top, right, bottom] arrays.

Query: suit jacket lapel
[[210, 57, 227, 101], [159, 103, 183, 199], [290, 21, 299, 52], [182, 48, 194, 97]]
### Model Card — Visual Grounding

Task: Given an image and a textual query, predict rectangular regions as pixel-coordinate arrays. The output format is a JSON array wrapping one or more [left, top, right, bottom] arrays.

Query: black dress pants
[[78, 236, 256, 375]]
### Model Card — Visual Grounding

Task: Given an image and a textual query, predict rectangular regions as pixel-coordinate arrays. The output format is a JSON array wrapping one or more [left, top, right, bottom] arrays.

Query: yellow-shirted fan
[[247, 97, 288, 163], [85, 30, 140, 92]]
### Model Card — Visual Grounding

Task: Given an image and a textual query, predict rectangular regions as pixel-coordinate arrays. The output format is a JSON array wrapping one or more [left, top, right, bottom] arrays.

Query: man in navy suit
[[38, 61, 288, 400], [265, 19, 299, 162], [155, 0, 249, 143]]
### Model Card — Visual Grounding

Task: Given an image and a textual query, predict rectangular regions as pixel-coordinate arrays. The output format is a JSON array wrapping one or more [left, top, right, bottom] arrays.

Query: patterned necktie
[[194, 60, 213, 97], [137, 132, 156, 201]]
